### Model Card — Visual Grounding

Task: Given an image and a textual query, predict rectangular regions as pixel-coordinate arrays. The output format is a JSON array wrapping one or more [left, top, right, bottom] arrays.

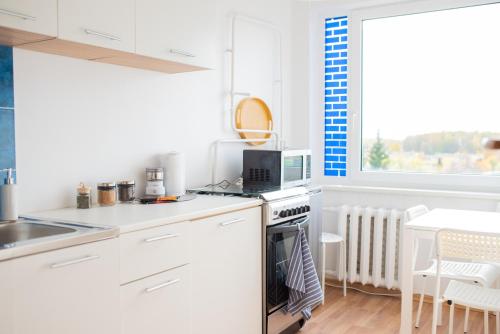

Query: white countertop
[[25, 194, 263, 233]]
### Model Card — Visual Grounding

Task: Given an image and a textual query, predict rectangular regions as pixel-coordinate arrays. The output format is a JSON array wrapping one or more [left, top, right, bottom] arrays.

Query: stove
[[190, 185, 322, 334]]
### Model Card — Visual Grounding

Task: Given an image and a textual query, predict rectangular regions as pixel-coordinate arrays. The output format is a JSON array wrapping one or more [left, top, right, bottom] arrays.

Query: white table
[[400, 208, 500, 333]]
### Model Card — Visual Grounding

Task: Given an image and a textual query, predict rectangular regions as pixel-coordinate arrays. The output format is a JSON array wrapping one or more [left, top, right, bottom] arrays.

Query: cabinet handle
[[220, 218, 245, 227], [145, 278, 181, 293], [84, 29, 121, 41], [50, 255, 100, 269], [169, 49, 196, 58], [144, 233, 180, 243], [0, 8, 36, 20]]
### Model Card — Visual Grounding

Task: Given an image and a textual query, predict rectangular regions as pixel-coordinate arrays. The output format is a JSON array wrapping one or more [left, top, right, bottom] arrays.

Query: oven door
[[266, 216, 310, 314]]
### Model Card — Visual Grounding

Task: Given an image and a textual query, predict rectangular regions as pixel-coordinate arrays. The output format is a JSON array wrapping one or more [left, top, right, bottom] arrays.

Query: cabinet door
[[136, 0, 216, 69], [58, 0, 135, 52], [121, 264, 191, 334], [9, 239, 120, 334], [0, 0, 56, 36], [192, 207, 262, 334], [0, 260, 14, 334]]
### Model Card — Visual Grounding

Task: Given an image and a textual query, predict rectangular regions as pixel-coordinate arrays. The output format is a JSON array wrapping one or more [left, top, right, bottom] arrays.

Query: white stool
[[320, 232, 347, 304]]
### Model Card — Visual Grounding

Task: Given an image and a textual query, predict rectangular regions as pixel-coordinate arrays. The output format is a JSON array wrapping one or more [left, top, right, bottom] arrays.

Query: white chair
[[320, 232, 346, 304], [433, 229, 500, 334], [406, 205, 500, 332]]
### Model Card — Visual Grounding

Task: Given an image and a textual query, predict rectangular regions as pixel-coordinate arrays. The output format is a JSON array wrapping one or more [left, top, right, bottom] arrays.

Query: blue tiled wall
[[0, 45, 15, 181], [324, 17, 348, 177]]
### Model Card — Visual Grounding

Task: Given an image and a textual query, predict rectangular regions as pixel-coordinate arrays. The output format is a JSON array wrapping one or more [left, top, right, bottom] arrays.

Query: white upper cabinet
[[0, 0, 57, 36], [136, 0, 217, 69], [58, 0, 135, 52]]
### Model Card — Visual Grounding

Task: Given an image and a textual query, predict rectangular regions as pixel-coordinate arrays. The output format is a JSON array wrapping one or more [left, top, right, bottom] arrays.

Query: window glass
[[362, 3, 500, 174]]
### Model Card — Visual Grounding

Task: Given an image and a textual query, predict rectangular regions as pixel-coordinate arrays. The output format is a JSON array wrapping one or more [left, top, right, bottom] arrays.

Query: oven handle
[[267, 216, 310, 234]]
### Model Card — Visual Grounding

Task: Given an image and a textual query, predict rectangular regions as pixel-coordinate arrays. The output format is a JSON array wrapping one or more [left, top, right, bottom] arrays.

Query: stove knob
[[290, 208, 296, 215], [279, 210, 287, 218], [300, 206, 306, 213], [286, 209, 292, 216], [305, 205, 310, 212]]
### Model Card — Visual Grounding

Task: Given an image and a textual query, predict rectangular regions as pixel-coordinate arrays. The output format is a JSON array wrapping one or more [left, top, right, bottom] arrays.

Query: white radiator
[[326, 205, 404, 290]]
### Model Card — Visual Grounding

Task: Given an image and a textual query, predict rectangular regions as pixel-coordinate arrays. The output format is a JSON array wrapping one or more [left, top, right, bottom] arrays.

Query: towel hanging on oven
[[285, 226, 323, 320]]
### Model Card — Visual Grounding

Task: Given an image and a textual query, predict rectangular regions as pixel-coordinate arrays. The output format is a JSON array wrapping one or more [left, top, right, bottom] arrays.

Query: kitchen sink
[[0, 220, 77, 249]]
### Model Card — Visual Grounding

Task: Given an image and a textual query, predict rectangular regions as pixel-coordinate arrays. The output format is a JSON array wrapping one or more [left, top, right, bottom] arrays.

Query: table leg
[[400, 227, 415, 333]]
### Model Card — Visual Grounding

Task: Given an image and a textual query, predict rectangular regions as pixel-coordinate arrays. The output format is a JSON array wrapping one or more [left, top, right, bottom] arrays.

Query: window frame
[[314, 0, 500, 191]]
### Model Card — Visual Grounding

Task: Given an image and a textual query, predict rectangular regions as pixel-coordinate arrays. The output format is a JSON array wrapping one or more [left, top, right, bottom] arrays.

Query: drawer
[[120, 264, 191, 334], [120, 221, 191, 284], [192, 206, 261, 229]]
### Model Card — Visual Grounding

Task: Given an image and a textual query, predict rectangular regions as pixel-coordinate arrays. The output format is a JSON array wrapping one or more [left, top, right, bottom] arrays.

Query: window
[[361, 2, 500, 175], [324, 16, 348, 177]]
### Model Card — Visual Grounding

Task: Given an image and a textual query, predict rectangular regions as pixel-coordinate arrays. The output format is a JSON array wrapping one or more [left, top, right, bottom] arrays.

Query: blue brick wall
[[0, 45, 15, 181], [325, 17, 348, 177]]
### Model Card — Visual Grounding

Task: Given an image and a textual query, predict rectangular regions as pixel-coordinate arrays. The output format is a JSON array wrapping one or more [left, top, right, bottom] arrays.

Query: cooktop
[[188, 184, 309, 201]]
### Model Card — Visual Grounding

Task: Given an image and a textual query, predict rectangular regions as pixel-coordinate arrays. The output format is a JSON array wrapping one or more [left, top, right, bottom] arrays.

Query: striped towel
[[285, 227, 324, 320]]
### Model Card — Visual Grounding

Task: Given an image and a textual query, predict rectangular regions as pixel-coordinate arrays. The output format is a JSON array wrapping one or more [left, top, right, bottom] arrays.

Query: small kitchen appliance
[[243, 149, 311, 190], [162, 151, 186, 197], [145, 168, 166, 196]]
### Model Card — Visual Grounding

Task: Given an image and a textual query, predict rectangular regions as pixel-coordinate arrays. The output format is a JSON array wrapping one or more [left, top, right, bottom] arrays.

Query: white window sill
[[322, 184, 500, 201]]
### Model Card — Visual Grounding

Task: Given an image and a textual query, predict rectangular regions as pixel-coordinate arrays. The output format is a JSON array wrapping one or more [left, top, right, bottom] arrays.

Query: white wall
[[14, 0, 293, 213]]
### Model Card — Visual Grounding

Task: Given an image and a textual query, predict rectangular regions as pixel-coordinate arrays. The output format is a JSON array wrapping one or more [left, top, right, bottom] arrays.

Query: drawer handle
[[220, 218, 245, 227], [169, 49, 196, 58], [0, 8, 36, 20], [50, 255, 100, 269], [145, 278, 181, 293], [144, 233, 180, 243], [84, 28, 121, 41]]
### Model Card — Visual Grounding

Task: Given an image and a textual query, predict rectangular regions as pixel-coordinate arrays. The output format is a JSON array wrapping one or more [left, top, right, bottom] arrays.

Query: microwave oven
[[243, 149, 311, 189]]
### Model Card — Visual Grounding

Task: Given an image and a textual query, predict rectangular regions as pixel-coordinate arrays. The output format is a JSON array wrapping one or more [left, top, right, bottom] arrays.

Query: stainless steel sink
[[0, 218, 117, 261], [0, 221, 77, 249]]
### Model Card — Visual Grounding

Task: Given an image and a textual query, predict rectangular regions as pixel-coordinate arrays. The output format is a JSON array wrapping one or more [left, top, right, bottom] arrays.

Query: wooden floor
[[300, 286, 496, 334]]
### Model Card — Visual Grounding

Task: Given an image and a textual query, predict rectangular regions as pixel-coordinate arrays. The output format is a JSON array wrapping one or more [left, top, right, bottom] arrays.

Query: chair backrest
[[436, 228, 500, 262], [404, 205, 429, 222]]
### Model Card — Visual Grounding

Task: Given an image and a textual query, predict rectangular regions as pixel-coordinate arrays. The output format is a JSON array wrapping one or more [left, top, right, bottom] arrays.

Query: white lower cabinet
[[192, 207, 263, 334], [3, 238, 120, 334], [0, 205, 263, 333], [0, 259, 14, 334], [120, 264, 192, 334]]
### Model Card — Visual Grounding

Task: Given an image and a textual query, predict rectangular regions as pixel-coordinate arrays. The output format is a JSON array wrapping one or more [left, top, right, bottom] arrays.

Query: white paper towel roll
[[162, 151, 186, 196]]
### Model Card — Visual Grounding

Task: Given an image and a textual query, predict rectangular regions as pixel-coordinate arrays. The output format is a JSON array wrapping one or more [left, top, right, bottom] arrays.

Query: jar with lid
[[76, 183, 91, 209], [117, 180, 135, 203], [97, 182, 116, 206]]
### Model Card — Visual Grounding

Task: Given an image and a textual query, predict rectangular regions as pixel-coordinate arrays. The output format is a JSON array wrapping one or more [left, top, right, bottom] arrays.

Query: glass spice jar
[[76, 183, 91, 209], [117, 180, 135, 203], [97, 182, 116, 206]]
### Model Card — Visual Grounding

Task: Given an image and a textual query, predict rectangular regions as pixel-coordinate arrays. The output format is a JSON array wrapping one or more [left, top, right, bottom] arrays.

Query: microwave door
[[282, 155, 304, 187]]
